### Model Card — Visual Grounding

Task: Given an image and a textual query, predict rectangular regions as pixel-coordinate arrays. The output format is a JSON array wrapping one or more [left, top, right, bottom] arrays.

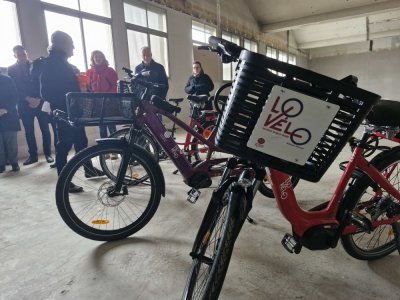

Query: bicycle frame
[[267, 126, 400, 238], [178, 110, 219, 157], [134, 100, 227, 185]]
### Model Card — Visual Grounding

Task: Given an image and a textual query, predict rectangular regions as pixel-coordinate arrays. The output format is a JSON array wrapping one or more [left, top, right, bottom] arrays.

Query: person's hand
[[0, 108, 7, 117]]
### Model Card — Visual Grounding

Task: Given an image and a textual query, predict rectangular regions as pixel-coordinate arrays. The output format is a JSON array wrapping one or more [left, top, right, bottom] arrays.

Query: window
[[0, 1, 21, 67], [124, 2, 169, 75], [192, 20, 216, 45], [41, 0, 111, 17], [244, 38, 257, 53], [42, 1, 114, 72], [266, 46, 296, 76], [222, 32, 240, 81]]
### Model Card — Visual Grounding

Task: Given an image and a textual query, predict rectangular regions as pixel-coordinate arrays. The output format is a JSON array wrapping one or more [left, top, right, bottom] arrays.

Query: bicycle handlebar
[[198, 36, 244, 63]]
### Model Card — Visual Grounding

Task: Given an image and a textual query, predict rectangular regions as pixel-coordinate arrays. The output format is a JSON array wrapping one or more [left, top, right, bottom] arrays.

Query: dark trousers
[[99, 124, 116, 138], [0, 131, 18, 166], [19, 108, 52, 157], [55, 121, 88, 175]]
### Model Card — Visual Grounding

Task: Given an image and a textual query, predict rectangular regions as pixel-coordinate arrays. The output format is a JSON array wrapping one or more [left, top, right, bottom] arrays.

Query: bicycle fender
[[95, 139, 166, 197]]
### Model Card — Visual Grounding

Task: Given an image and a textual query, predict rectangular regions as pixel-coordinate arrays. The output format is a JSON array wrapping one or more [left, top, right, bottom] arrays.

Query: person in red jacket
[[86, 50, 118, 138]]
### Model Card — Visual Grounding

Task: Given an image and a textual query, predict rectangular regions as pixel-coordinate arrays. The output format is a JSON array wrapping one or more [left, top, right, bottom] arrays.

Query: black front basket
[[215, 50, 381, 182]]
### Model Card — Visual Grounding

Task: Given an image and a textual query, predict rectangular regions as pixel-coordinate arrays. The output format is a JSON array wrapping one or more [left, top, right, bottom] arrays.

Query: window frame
[[41, 1, 114, 71], [191, 20, 217, 46]]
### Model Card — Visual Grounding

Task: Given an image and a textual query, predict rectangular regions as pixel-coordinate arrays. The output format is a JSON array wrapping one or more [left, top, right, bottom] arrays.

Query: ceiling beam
[[298, 29, 400, 49], [261, 0, 400, 33]]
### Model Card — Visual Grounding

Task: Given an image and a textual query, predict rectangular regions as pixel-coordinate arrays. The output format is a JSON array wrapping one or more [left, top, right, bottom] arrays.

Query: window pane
[[232, 35, 240, 46], [41, 0, 79, 10], [80, 0, 110, 17], [279, 52, 287, 62], [150, 35, 169, 76], [147, 7, 167, 32], [83, 19, 114, 69], [222, 63, 231, 81], [44, 11, 85, 72], [127, 30, 148, 71], [244, 39, 250, 50], [124, 2, 147, 27], [192, 28, 205, 43], [0, 1, 21, 67]]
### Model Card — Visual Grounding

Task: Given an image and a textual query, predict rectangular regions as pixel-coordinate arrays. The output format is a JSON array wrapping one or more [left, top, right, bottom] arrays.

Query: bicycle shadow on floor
[[367, 254, 400, 288], [89, 237, 155, 268]]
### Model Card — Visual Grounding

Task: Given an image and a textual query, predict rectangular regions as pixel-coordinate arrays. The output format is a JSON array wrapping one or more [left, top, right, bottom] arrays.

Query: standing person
[[184, 61, 214, 114], [86, 50, 118, 138], [134, 46, 169, 100], [38, 31, 103, 193], [0, 74, 21, 173], [7, 45, 53, 166]]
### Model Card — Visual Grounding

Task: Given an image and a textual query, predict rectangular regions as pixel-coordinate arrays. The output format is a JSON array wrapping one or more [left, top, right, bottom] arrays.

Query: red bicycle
[[182, 37, 399, 299]]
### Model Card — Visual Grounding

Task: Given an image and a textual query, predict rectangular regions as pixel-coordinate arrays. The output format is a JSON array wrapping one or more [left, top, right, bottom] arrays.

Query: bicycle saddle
[[187, 95, 209, 104], [169, 98, 184, 104], [366, 99, 400, 127]]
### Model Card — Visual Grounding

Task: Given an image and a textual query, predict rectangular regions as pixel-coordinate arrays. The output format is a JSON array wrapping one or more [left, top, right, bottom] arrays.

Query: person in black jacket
[[134, 46, 169, 100], [0, 74, 21, 173], [39, 31, 103, 192], [184, 61, 214, 114], [7, 45, 53, 166]]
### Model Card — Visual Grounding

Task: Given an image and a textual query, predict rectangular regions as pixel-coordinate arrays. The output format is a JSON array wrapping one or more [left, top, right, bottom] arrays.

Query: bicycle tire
[[109, 127, 160, 161], [182, 181, 243, 300], [258, 175, 300, 198], [341, 148, 400, 260], [56, 143, 163, 241]]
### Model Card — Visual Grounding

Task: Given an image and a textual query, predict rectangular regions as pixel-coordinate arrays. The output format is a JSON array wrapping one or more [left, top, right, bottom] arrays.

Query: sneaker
[[23, 156, 38, 165], [50, 163, 56, 169], [69, 182, 83, 193], [11, 163, 20, 172], [45, 155, 54, 163], [85, 167, 105, 178], [0, 165, 5, 173]]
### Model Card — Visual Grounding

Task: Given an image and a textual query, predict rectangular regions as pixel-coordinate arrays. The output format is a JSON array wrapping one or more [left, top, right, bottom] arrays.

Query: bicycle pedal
[[187, 188, 201, 204], [281, 233, 302, 254]]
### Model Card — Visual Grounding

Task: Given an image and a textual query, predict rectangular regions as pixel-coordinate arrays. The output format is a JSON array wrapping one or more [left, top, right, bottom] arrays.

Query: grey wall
[[309, 48, 400, 100]]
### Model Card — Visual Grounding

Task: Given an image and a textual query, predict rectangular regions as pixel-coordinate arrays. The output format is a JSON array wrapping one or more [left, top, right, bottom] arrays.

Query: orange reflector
[[92, 220, 110, 225], [203, 127, 213, 139]]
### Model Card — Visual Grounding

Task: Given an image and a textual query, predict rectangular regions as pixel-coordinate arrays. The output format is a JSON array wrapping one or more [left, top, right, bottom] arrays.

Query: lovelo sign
[[247, 85, 340, 165]]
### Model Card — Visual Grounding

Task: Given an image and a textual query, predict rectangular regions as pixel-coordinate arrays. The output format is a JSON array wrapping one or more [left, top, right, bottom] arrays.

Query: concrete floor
[[1, 145, 400, 300]]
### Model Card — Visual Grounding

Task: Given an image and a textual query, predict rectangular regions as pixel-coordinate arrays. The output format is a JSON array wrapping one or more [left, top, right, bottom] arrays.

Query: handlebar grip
[[208, 36, 223, 48]]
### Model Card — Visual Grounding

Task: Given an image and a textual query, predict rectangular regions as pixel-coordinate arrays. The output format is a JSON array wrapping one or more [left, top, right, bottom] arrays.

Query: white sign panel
[[247, 85, 340, 165]]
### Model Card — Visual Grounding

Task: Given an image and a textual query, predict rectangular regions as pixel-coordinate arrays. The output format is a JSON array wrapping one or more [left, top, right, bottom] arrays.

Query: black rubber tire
[[341, 149, 400, 260], [182, 182, 242, 300], [109, 127, 160, 161], [56, 143, 163, 241], [258, 175, 300, 198]]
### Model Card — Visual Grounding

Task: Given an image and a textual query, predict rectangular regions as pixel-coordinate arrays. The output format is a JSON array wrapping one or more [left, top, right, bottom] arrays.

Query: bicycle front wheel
[[56, 143, 163, 241], [341, 148, 400, 260], [183, 182, 242, 300]]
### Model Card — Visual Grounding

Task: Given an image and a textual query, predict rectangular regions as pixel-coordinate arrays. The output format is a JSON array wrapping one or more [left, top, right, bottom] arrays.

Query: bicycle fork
[[107, 127, 141, 197]]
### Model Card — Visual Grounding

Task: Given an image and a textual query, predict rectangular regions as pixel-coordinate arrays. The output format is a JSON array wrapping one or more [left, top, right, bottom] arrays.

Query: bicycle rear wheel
[[56, 143, 163, 241], [341, 148, 400, 260], [183, 181, 242, 300], [109, 127, 160, 161]]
